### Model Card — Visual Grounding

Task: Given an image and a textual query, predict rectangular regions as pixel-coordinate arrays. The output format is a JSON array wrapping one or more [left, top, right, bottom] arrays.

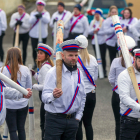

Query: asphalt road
[[0, 1, 115, 140]]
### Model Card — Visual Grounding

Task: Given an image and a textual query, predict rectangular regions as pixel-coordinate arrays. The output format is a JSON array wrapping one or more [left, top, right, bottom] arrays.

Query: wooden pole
[[14, 25, 19, 47]]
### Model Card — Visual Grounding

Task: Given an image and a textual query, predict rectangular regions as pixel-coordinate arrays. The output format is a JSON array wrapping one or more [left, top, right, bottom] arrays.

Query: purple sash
[[15, 13, 26, 31], [70, 14, 84, 32], [62, 68, 81, 114], [128, 18, 133, 24], [61, 12, 66, 20], [30, 13, 45, 30]]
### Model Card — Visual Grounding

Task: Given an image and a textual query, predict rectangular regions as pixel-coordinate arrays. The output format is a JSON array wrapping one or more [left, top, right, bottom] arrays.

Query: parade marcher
[[118, 48, 140, 140], [42, 39, 86, 140], [49, 1, 71, 41], [0, 8, 7, 67], [103, 5, 119, 64], [0, 80, 32, 126], [31, 43, 54, 140], [68, 4, 89, 39], [109, 36, 136, 140], [9, 4, 30, 65], [120, 7, 138, 47], [88, 8, 107, 77], [75, 35, 98, 140], [1, 47, 32, 140], [29, 0, 50, 69]]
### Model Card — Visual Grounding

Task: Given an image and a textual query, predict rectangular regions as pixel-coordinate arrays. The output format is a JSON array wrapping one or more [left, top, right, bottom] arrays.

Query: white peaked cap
[[125, 35, 136, 50], [133, 49, 140, 57], [36, 0, 46, 6], [75, 35, 88, 49]]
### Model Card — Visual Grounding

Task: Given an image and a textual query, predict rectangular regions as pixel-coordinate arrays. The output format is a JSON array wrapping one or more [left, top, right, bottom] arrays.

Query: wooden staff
[[64, 0, 88, 26], [38, 18, 42, 43], [94, 34, 104, 78], [28, 64, 35, 140], [2, 123, 8, 140], [56, 20, 64, 89], [112, 15, 140, 103], [14, 25, 19, 47]]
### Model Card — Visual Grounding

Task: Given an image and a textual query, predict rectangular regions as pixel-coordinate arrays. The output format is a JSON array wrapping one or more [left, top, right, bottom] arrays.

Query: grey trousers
[[44, 112, 79, 140]]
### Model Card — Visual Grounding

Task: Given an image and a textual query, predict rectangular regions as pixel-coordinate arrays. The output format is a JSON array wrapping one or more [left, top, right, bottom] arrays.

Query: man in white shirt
[[49, 1, 71, 41], [0, 9, 7, 67], [42, 39, 86, 140], [9, 4, 30, 65], [118, 49, 140, 139]]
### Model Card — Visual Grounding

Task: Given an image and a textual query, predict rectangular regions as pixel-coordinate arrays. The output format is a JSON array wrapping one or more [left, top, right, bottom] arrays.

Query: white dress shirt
[[0, 9, 7, 36], [29, 10, 50, 38], [50, 10, 71, 39], [68, 14, 89, 37], [0, 85, 24, 126], [129, 19, 140, 38], [77, 54, 98, 93], [1, 65, 32, 109], [118, 67, 140, 118], [9, 12, 30, 34], [42, 64, 86, 120], [109, 56, 133, 94], [103, 17, 118, 47], [120, 18, 138, 43], [89, 20, 106, 45], [33, 61, 52, 91]]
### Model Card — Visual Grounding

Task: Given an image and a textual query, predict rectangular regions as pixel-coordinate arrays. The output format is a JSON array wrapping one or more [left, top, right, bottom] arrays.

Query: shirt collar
[[62, 63, 77, 73], [134, 66, 140, 75]]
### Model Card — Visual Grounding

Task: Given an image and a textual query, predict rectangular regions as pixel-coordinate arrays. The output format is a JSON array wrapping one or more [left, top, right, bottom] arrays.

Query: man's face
[[18, 8, 24, 15], [134, 57, 140, 72], [62, 51, 78, 66]]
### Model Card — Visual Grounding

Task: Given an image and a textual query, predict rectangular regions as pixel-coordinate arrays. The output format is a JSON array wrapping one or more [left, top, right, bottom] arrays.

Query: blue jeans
[[6, 106, 28, 140]]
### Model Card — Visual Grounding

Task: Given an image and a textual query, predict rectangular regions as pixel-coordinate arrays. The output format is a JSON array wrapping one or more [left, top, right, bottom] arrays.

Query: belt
[[121, 116, 140, 122], [46, 111, 76, 119], [70, 32, 82, 35]]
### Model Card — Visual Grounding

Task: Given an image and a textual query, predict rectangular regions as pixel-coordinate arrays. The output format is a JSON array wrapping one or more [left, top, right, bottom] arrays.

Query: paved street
[[0, 1, 115, 139]]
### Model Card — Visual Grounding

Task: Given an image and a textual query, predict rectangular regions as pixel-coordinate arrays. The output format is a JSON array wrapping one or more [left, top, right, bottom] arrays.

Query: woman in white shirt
[[89, 8, 107, 77], [29, 0, 50, 69], [9, 4, 30, 65], [103, 6, 119, 65], [108, 36, 135, 140], [31, 43, 54, 140], [1, 47, 32, 140], [76, 35, 98, 140], [121, 7, 138, 48]]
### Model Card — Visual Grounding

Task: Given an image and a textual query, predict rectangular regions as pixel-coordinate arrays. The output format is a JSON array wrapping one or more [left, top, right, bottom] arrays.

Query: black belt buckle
[[66, 114, 71, 119]]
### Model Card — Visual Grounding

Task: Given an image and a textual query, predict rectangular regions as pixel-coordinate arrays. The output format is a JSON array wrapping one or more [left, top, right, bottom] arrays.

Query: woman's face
[[37, 5, 44, 12], [110, 8, 118, 16], [37, 50, 46, 62], [123, 10, 131, 19], [94, 13, 100, 21]]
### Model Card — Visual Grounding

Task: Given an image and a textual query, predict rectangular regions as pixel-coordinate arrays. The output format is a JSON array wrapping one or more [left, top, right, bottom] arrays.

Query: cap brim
[[63, 49, 79, 52]]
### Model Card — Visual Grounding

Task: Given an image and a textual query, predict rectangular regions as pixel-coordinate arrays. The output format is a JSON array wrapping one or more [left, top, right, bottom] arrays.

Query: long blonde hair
[[107, 5, 118, 17], [37, 53, 54, 69], [2, 47, 23, 82], [92, 15, 104, 29], [79, 48, 90, 66]]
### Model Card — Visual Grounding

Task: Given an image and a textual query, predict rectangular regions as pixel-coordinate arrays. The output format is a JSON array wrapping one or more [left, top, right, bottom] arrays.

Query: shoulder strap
[[0, 80, 5, 113], [78, 56, 96, 87]]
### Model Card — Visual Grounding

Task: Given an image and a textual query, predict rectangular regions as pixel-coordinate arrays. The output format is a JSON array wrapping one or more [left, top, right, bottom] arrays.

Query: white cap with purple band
[[36, 0, 46, 6]]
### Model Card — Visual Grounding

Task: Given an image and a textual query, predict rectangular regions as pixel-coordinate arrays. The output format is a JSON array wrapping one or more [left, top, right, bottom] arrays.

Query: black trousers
[[31, 37, 47, 63], [93, 43, 107, 74], [76, 92, 96, 140], [6, 106, 28, 140], [44, 112, 79, 140], [13, 32, 29, 65], [0, 33, 5, 62], [111, 91, 120, 140], [68, 32, 82, 39], [39, 91, 45, 140], [120, 116, 140, 140], [106, 44, 118, 65]]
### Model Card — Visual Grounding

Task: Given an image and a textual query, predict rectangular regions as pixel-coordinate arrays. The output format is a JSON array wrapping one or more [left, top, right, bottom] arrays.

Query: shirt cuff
[[49, 92, 56, 103], [75, 113, 82, 121]]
